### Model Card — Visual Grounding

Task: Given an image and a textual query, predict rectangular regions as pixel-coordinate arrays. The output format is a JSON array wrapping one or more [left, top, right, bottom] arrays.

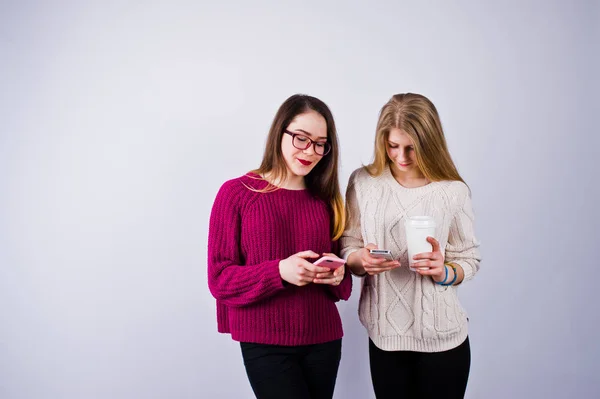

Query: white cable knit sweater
[[340, 165, 481, 352]]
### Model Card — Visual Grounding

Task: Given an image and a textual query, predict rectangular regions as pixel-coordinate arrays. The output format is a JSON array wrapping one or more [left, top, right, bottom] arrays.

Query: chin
[[293, 168, 313, 177], [285, 164, 310, 178]]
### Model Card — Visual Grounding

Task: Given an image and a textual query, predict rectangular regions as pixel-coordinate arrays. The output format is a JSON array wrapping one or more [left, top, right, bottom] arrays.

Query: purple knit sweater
[[207, 173, 352, 346]]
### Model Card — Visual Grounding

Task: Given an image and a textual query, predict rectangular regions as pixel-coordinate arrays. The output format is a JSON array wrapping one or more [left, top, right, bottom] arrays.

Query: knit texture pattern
[[208, 173, 352, 346], [341, 166, 481, 352]]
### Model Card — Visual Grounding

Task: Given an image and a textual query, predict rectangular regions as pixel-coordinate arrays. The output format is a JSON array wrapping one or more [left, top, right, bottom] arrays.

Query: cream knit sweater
[[340, 165, 481, 352]]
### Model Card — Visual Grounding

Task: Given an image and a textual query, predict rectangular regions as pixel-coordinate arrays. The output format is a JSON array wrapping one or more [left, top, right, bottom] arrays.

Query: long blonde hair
[[251, 94, 345, 240], [367, 93, 465, 184]]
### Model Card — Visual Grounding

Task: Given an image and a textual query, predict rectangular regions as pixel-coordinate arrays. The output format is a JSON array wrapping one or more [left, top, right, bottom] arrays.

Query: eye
[[407, 146, 414, 151], [296, 136, 309, 143], [388, 143, 398, 149], [315, 142, 325, 149]]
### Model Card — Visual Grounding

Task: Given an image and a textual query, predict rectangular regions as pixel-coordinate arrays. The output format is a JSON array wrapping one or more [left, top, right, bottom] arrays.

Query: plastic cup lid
[[405, 216, 436, 227]]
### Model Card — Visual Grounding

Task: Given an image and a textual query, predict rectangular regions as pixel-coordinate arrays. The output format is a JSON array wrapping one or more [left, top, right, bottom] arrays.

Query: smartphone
[[369, 249, 394, 261], [313, 256, 346, 269]]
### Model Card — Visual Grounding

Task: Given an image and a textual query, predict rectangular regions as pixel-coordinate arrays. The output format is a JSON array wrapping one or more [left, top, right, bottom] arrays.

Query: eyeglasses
[[284, 130, 331, 156]]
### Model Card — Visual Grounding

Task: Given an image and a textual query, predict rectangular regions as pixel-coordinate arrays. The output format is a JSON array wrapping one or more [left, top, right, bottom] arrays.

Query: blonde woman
[[341, 93, 481, 398]]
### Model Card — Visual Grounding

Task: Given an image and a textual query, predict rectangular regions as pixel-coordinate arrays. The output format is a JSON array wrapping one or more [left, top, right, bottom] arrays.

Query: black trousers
[[240, 339, 342, 399], [369, 337, 471, 399]]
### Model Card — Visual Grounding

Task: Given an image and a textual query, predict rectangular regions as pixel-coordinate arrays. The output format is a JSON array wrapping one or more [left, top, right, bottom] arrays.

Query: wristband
[[439, 263, 458, 286], [434, 264, 449, 285]]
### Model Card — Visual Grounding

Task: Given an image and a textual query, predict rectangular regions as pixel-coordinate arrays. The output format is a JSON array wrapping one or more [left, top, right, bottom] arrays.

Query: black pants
[[369, 337, 471, 399], [240, 339, 342, 399]]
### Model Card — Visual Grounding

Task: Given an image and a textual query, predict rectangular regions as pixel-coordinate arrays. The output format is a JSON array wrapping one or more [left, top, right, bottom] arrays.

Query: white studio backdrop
[[1, 1, 598, 398]]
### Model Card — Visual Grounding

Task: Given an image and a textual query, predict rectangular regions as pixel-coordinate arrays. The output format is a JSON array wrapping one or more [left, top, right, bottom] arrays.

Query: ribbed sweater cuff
[[327, 271, 352, 300], [262, 259, 286, 292], [340, 247, 360, 261], [455, 260, 475, 282]]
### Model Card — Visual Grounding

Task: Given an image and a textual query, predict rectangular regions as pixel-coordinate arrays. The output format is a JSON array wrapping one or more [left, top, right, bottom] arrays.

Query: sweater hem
[[367, 324, 468, 353], [227, 330, 344, 346]]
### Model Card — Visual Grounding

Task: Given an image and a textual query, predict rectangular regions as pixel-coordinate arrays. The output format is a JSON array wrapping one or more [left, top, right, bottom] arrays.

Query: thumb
[[365, 243, 378, 250], [296, 250, 320, 259], [427, 236, 440, 252]]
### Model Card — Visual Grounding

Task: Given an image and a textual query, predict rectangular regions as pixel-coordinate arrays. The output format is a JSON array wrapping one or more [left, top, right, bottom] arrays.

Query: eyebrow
[[293, 129, 328, 140], [387, 140, 412, 146]]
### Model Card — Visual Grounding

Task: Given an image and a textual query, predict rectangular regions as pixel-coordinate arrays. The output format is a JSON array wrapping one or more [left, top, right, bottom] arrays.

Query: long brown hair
[[367, 93, 465, 184], [251, 94, 345, 240]]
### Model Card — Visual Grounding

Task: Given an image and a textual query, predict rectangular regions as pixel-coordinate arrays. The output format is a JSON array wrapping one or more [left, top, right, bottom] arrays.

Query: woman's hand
[[313, 253, 345, 286], [279, 251, 331, 286], [347, 244, 400, 276], [412, 237, 448, 283]]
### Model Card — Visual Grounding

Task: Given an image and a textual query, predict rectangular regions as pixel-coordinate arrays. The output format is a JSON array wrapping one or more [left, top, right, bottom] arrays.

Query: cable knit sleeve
[[444, 184, 481, 282], [207, 180, 285, 307], [340, 170, 364, 262]]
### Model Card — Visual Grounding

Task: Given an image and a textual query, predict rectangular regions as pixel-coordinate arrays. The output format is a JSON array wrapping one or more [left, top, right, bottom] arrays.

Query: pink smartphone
[[313, 256, 345, 269]]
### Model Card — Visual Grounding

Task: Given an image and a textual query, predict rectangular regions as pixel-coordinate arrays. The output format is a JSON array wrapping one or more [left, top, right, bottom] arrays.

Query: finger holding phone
[[279, 250, 332, 286], [312, 253, 346, 286], [346, 243, 400, 276]]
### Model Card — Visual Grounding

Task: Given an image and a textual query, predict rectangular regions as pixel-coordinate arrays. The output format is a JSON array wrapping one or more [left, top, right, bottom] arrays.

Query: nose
[[397, 149, 408, 162], [302, 143, 317, 156]]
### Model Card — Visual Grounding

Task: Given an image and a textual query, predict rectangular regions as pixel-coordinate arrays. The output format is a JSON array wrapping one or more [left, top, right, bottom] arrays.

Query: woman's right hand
[[279, 251, 331, 286], [347, 244, 401, 276]]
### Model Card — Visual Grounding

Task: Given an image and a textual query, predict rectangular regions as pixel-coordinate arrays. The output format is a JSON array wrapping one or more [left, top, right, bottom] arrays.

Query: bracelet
[[435, 265, 449, 285], [439, 263, 458, 286]]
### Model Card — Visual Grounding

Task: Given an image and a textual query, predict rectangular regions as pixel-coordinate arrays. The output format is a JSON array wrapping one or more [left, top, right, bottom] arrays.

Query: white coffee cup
[[404, 216, 436, 271]]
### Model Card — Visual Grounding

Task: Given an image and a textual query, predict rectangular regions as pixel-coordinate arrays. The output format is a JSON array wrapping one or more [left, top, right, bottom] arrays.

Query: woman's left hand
[[313, 253, 345, 286], [412, 237, 447, 283]]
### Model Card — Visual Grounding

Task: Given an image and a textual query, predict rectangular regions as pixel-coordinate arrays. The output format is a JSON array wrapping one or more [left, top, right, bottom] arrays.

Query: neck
[[263, 172, 306, 190], [390, 165, 429, 188], [282, 175, 306, 190]]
